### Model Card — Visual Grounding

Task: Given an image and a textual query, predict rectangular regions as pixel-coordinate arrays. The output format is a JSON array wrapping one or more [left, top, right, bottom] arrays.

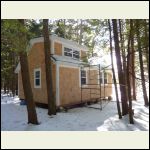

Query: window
[[34, 68, 41, 88], [64, 47, 80, 59], [64, 47, 72, 57], [81, 70, 87, 85], [104, 72, 107, 84], [100, 72, 107, 84], [73, 50, 79, 59]]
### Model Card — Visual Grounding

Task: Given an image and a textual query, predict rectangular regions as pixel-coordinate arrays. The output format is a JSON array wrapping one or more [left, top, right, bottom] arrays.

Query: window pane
[[35, 71, 40, 78], [64, 47, 72, 52], [73, 50, 79, 55], [64, 47, 72, 57], [81, 70, 86, 77], [36, 79, 40, 86], [81, 78, 86, 85], [73, 54, 79, 59], [81, 70, 86, 85], [73, 50, 79, 59], [64, 52, 72, 57]]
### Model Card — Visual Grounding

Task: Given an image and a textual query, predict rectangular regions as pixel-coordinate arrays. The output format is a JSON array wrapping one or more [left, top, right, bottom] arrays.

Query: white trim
[[29, 35, 88, 54], [56, 63, 60, 106], [79, 67, 81, 87], [50, 35, 88, 51], [62, 44, 80, 60], [99, 71, 108, 86], [34, 68, 41, 88], [79, 68, 88, 87]]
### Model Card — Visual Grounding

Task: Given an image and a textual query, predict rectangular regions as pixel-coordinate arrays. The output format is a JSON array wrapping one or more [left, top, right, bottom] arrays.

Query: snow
[[1, 94, 149, 131]]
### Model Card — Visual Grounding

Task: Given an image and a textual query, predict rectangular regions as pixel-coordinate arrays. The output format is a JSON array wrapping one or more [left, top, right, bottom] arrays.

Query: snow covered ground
[[1, 94, 149, 131]]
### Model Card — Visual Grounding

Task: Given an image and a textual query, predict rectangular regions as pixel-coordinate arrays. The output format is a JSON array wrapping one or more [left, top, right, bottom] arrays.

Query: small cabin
[[15, 35, 112, 108]]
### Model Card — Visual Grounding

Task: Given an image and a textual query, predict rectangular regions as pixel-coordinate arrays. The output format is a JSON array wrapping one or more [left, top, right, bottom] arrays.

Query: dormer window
[[73, 50, 79, 59], [64, 47, 72, 57], [64, 47, 79, 59]]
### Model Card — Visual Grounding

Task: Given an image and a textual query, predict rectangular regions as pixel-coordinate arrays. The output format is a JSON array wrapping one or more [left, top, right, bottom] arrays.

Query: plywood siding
[[18, 42, 56, 104], [54, 42, 62, 56], [81, 51, 86, 59], [59, 67, 112, 106], [18, 40, 112, 106], [59, 67, 81, 106]]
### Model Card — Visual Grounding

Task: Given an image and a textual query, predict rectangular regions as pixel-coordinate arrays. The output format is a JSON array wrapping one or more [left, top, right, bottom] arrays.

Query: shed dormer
[[28, 34, 88, 61]]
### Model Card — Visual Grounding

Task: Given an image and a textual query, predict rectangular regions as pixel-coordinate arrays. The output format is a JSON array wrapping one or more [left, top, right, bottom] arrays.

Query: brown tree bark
[[126, 20, 134, 124], [18, 19, 38, 124], [136, 20, 149, 106], [144, 20, 149, 78], [108, 20, 122, 119], [118, 19, 129, 101], [43, 19, 56, 115], [130, 20, 136, 100], [112, 19, 129, 115]]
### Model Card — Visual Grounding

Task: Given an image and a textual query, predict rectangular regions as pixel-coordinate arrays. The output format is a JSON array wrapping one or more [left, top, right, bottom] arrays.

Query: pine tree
[[18, 19, 38, 124], [136, 20, 149, 106], [112, 19, 129, 115], [108, 20, 122, 119], [43, 19, 56, 115]]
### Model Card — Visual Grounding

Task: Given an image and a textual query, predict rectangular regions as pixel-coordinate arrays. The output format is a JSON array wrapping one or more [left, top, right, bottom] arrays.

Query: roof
[[51, 55, 86, 67], [29, 34, 88, 52]]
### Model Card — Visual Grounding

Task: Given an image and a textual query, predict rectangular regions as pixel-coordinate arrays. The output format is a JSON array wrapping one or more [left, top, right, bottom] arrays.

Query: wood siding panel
[[18, 42, 56, 104], [59, 67, 112, 106], [54, 42, 62, 56]]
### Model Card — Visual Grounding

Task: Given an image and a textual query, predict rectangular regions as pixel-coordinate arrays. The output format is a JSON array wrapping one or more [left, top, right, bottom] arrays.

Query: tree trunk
[[108, 20, 122, 119], [43, 19, 56, 115], [18, 19, 38, 124], [112, 19, 129, 115], [11, 52, 16, 97], [118, 19, 129, 101], [144, 20, 149, 78], [126, 20, 134, 124], [136, 20, 149, 106], [130, 20, 136, 100]]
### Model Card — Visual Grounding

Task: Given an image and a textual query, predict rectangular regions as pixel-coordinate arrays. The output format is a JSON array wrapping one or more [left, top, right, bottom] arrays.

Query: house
[[15, 34, 112, 108]]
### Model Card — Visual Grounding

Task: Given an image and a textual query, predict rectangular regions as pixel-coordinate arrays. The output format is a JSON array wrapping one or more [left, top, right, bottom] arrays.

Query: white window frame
[[34, 68, 41, 88], [63, 45, 80, 60], [99, 71, 108, 85], [73, 50, 80, 59], [64, 47, 73, 57], [80, 69, 88, 87]]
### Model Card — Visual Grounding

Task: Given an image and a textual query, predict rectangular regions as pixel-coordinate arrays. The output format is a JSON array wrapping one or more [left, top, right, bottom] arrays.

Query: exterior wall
[[18, 40, 112, 107], [81, 51, 87, 59], [54, 42, 62, 56], [54, 41, 87, 61], [59, 66, 112, 107], [18, 42, 56, 104]]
